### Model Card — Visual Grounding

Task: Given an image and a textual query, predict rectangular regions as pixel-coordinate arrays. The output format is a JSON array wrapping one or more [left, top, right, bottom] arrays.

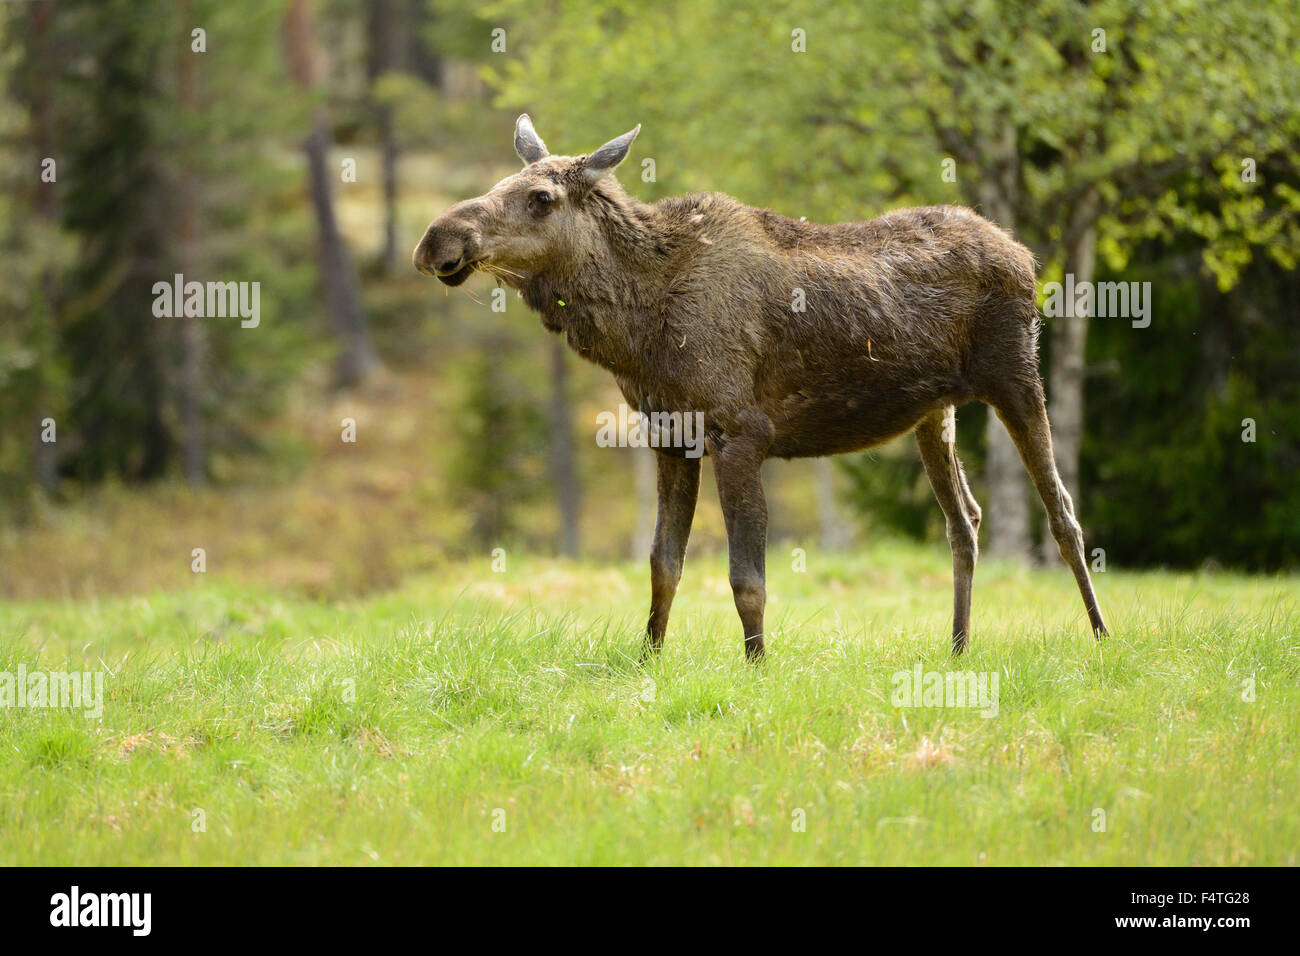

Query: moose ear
[[579, 124, 641, 184], [514, 114, 549, 165]]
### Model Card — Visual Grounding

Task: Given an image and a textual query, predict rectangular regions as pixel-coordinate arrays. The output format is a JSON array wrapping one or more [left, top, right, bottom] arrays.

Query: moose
[[414, 115, 1109, 660]]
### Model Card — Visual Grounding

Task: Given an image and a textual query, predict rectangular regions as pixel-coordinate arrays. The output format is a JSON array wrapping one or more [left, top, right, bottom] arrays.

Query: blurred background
[[0, 0, 1297, 600]]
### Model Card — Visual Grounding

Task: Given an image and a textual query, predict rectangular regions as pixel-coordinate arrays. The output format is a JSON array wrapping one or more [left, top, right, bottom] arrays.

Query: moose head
[[413, 114, 641, 287]]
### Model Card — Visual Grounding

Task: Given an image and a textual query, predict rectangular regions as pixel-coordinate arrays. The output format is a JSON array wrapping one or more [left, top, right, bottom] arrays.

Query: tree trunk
[[984, 413, 1029, 558], [1048, 187, 1100, 511], [369, 0, 401, 273], [548, 340, 580, 557], [405, 0, 444, 90], [29, 0, 58, 496], [380, 111, 398, 273], [813, 457, 849, 551], [178, 0, 204, 485], [974, 124, 1031, 559], [284, 0, 378, 387], [304, 119, 379, 386]]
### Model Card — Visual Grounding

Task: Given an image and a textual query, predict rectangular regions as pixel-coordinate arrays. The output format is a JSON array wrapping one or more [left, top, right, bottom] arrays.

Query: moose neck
[[521, 182, 671, 373]]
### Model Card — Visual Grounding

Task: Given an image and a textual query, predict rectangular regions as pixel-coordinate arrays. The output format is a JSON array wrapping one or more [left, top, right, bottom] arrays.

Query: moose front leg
[[709, 409, 775, 661], [643, 451, 701, 658]]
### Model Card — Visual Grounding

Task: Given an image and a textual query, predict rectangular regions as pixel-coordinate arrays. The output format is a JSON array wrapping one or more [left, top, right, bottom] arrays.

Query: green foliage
[[0, 0, 317, 490], [427, 0, 500, 62], [839, 410, 989, 543], [1084, 248, 1300, 569], [54, 1, 176, 480], [838, 442, 939, 542], [447, 325, 548, 550], [0, 193, 71, 515]]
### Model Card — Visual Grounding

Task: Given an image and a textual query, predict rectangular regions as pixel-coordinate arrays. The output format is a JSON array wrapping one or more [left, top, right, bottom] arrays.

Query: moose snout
[[412, 227, 463, 275], [414, 210, 484, 285]]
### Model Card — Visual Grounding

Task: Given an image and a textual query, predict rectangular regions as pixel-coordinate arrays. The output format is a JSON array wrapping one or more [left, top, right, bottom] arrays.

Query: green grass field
[[2, 541, 1296, 865]]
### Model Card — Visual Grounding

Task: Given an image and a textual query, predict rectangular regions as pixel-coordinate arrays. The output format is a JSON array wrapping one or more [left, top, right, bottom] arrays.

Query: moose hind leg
[[916, 407, 980, 654], [955, 455, 982, 536], [990, 388, 1109, 638], [644, 452, 702, 658]]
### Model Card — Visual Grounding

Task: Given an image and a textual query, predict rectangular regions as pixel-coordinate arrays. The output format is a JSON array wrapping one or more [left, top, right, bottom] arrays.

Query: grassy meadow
[[2, 541, 1296, 865]]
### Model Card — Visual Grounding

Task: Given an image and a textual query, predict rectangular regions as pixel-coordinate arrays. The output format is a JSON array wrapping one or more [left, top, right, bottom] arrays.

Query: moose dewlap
[[414, 115, 1108, 660]]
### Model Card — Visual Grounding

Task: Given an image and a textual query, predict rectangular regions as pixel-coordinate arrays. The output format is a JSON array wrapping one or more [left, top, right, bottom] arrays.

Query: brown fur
[[414, 117, 1109, 659]]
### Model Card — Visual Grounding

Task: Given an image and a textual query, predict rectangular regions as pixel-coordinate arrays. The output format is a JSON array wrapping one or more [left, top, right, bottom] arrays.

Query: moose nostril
[[436, 257, 463, 275]]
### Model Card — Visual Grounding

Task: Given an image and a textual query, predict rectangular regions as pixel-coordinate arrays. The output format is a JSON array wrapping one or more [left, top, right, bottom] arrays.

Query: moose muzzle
[[413, 207, 483, 286]]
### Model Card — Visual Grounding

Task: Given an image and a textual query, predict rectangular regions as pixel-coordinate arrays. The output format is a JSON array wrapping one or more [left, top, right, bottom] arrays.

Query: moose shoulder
[[414, 114, 1109, 660]]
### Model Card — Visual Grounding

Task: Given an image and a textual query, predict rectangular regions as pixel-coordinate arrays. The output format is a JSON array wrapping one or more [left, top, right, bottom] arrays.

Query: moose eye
[[529, 190, 555, 215]]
